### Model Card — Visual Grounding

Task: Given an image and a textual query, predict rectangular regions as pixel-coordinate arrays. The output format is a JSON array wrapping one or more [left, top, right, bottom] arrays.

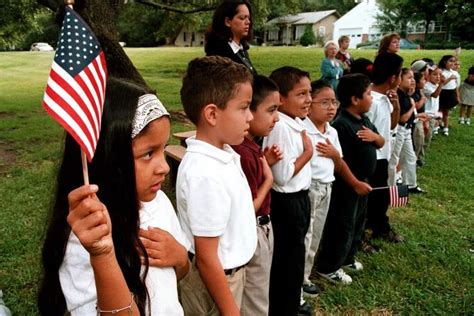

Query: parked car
[[30, 42, 54, 51], [357, 38, 420, 50]]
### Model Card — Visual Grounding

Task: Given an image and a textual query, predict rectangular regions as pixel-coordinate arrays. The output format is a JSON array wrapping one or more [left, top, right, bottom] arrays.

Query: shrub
[[300, 25, 316, 46]]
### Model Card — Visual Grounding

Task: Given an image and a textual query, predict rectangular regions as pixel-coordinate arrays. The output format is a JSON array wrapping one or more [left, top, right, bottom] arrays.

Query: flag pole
[[371, 186, 389, 191]]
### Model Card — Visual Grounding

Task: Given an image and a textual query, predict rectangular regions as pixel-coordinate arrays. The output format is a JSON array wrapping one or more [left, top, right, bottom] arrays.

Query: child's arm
[[293, 130, 313, 176], [431, 78, 445, 98], [387, 89, 401, 129], [68, 185, 139, 315], [194, 236, 239, 316], [252, 156, 273, 212], [357, 126, 385, 148], [316, 139, 372, 196], [399, 98, 416, 123], [139, 227, 189, 280]]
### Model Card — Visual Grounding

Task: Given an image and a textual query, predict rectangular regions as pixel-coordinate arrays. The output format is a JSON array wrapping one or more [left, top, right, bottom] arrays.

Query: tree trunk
[[39, 0, 150, 89]]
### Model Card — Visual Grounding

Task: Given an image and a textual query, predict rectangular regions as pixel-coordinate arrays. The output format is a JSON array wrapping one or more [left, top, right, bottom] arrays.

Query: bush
[[299, 25, 316, 46]]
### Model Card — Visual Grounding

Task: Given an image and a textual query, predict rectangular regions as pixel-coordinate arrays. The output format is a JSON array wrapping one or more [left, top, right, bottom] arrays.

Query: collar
[[228, 40, 243, 54], [303, 118, 331, 136], [239, 137, 261, 153], [185, 136, 239, 164], [340, 108, 365, 123], [278, 111, 306, 132]]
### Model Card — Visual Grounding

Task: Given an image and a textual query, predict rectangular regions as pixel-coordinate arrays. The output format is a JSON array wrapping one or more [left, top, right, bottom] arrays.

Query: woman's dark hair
[[438, 55, 454, 69], [337, 74, 371, 108], [205, 0, 253, 51], [377, 32, 400, 55], [38, 77, 152, 315], [250, 75, 279, 111], [350, 58, 373, 77]]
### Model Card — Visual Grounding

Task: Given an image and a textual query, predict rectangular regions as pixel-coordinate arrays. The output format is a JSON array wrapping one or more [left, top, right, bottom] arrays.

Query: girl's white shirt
[[59, 190, 189, 315], [441, 69, 457, 90]]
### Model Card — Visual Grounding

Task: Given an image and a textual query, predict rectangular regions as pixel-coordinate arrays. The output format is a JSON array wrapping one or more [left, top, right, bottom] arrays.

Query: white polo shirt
[[441, 69, 457, 90], [59, 191, 189, 316], [303, 119, 342, 183], [262, 111, 312, 193], [423, 82, 440, 117], [176, 137, 257, 270], [367, 91, 393, 160]]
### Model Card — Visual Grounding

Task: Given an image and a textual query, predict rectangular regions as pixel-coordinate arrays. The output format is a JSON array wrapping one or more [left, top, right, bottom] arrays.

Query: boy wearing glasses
[[301, 80, 372, 297], [315, 75, 383, 285]]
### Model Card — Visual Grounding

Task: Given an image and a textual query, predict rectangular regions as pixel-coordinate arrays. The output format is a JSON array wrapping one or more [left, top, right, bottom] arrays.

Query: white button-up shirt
[[367, 91, 393, 160]]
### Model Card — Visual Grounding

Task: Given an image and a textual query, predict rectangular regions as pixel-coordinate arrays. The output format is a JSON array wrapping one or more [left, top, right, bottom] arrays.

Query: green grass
[[1, 47, 473, 314]]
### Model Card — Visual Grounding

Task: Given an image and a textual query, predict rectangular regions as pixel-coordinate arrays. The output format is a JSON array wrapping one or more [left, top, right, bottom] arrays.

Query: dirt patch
[[0, 111, 14, 119], [169, 110, 192, 126], [0, 141, 17, 175]]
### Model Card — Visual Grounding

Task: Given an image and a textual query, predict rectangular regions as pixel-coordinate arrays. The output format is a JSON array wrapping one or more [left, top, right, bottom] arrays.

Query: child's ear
[[202, 103, 218, 126], [351, 95, 359, 106], [224, 17, 231, 28]]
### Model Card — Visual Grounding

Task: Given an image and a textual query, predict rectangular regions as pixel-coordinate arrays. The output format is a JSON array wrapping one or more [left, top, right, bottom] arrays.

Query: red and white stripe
[[389, 186, 408, 207], [43, 52, 107, 161]]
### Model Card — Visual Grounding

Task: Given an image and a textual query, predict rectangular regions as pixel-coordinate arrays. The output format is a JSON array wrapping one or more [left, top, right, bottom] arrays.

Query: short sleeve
[[263, 124, 296, 186], [185, 176, 231, 237]]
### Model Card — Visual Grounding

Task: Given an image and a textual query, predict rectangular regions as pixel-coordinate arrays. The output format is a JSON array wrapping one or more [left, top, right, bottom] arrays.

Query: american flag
[[389, 185, 409, 207], [43, 7, 107, 162]]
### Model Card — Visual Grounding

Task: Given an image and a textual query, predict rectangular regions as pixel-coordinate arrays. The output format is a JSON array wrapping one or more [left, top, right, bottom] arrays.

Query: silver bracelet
[[96, 292, 134, 315]]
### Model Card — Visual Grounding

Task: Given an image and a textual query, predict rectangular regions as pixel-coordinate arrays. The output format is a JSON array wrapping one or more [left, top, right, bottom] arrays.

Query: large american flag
[[43, 7, 107, 162], [389, 185, 409, 208]]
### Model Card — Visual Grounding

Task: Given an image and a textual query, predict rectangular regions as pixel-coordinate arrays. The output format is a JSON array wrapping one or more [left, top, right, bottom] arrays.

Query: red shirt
[[231, 138, 271, 217]]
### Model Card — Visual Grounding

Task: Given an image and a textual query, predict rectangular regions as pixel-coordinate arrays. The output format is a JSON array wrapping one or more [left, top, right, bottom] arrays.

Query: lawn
[[0, 47, 473, 314]]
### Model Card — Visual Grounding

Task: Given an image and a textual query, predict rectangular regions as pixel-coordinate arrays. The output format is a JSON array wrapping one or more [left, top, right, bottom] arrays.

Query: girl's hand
[[260, 155, 273, 183], [263, 144, 283, 166], [357, 126, 378, 142], [139, 227, 187, 269], [67, 185, 113, 257], [387, 89, 399, 110], [316, 138, 339, 160]]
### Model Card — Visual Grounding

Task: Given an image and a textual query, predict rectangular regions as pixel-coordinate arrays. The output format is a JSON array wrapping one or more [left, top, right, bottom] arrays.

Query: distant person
[[438, 55, 459, 136], [377, 33, 400, 55], [459, 66, 474, 125], [205, 0, 257, 75], [320, 40, 344, 91], [38, 78, 190, 315], [335, 35, 354, 73]]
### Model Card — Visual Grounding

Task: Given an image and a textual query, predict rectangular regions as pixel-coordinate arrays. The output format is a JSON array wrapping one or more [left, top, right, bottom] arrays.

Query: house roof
[[266, 10, 338, 26], [333, 0, 379, 31]]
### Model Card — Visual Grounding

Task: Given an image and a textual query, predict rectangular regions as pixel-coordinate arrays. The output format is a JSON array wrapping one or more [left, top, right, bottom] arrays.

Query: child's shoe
[[317, 269, 352, 284], [433, 126, 439, 135], [466, 118, 471, 126], [343, 260, 364, 271], [442, 127, 449, 136], [302, 281, 320, 297], [459, 117, 465, 124]]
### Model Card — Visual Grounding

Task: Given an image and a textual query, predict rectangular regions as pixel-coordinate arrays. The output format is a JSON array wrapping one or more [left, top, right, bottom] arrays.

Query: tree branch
[[37, 0, 59, 11], [135, 0, 217, 13]]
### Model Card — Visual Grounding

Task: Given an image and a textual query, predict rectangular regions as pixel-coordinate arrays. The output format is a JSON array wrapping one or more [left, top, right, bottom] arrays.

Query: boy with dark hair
[[263, 66, 313, 316], [366, 52, 404, 243], [231, 74, 282, 315], [177, 56, 257, 315], [316, 74, 384, 284]]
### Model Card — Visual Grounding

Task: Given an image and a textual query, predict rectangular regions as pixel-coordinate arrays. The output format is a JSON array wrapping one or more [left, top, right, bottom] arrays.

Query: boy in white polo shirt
[[177, 56, 257, 315], [263, 66, 313, 316]]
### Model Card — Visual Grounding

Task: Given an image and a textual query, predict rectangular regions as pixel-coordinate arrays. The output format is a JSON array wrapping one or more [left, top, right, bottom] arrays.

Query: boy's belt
[[257, 214, 271, 226], [187, 252, 246, 275]]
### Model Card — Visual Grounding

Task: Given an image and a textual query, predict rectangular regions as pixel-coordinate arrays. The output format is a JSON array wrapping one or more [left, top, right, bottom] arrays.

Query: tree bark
[[38, 0, 150, 89]]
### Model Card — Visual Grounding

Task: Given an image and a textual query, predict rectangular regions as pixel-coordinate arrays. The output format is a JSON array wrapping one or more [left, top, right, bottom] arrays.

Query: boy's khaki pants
[[179, 257, 245, 315]]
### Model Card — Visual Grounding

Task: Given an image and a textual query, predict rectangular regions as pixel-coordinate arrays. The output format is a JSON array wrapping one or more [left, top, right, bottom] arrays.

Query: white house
[[332, 0, 382, 48], [265, 10, 339, 45]]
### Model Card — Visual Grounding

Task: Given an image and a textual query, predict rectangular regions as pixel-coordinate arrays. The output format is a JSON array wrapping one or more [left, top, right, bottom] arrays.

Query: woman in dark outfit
[[205, 0, 257, 75]]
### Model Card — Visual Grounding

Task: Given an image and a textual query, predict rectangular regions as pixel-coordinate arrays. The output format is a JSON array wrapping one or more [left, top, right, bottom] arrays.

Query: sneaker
[[373, 229, 404, 243], [416, 160, 425, 167], [459, 117, 465, 124], [466, 119, 471, 126], [433, 128, 439, 135], [442, 128, 449, 136], [318, 269, 352, 284], [298, 301, 313, 315], [409, 186, 426, 194], [343, 260, 363, 271], [302, 282, 320, 297]]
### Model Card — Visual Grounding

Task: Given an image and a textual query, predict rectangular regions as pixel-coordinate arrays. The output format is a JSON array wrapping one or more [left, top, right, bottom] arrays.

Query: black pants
[[366, 159, 391, 235], [316, 181, 366, 274], [268, 189, 310, 316]]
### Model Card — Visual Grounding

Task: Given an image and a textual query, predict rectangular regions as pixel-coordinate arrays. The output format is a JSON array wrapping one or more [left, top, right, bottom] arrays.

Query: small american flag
[[389, 185, 409, 207], [43, 7, 107, 162]]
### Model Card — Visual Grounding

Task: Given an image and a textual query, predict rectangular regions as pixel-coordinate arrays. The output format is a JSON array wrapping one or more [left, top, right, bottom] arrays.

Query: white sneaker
[[318, 268, 352, 284], [343, 260, 364, 271], [433, 127, 439, 135], [442, 127, 449, 136], [459, 117, 465, 124], [466, 119, 471, 126]]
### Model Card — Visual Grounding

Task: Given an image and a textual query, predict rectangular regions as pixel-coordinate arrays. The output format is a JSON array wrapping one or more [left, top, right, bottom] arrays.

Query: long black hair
[[205, 0, 253, 51], [38, 77, 151, 315]]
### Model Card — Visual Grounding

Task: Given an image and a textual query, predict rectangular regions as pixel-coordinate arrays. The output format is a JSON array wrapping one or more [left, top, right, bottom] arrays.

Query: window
[[183, 32, 186, 41], [319, 26, 326, 36]]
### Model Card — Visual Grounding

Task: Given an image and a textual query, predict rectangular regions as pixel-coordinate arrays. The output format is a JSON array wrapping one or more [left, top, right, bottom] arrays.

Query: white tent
[[333, 0, 382, 48]]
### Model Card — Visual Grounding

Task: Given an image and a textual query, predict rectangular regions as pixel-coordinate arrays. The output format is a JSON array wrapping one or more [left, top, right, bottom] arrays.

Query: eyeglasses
[[312, 99, 340, 109]]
